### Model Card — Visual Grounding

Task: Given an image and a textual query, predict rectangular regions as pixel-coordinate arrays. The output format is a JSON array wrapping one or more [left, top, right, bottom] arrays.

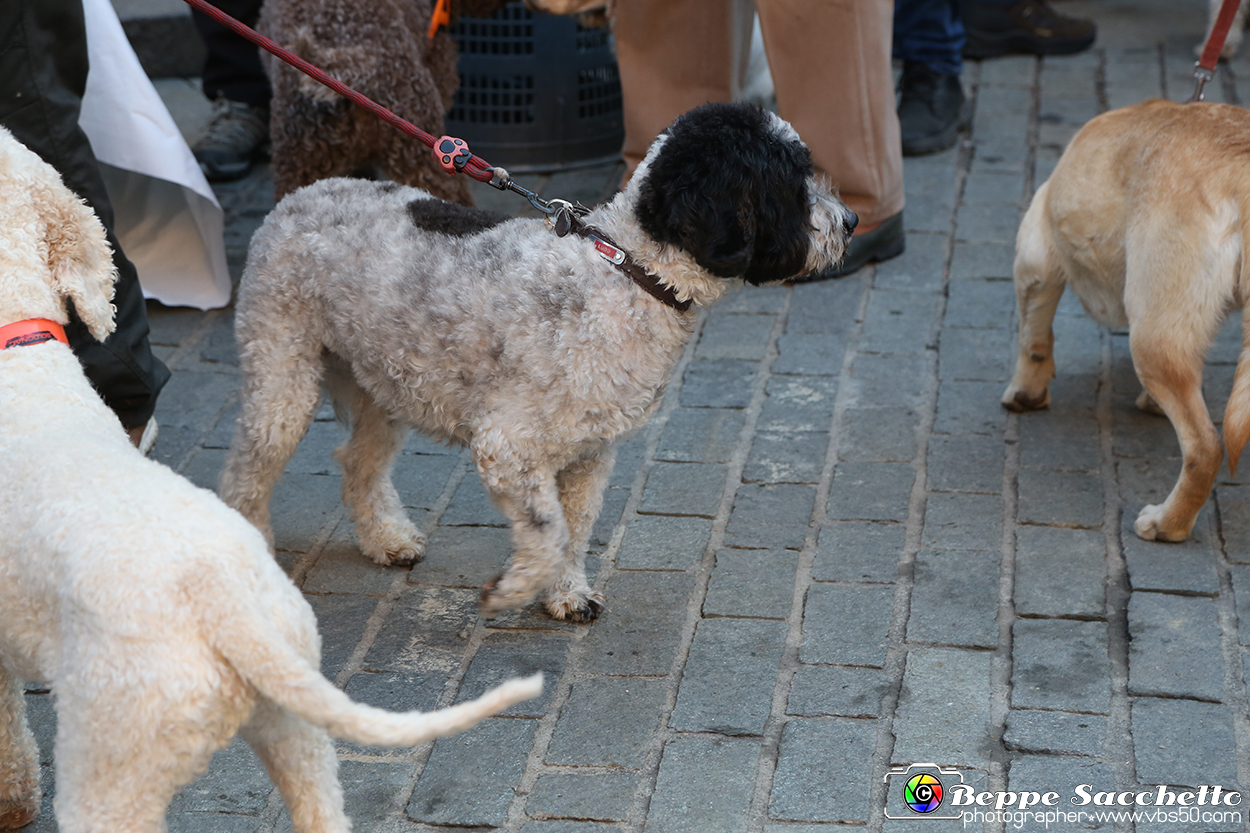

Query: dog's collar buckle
[[0, 318, 69, 350], [551, 211, 691, 313]]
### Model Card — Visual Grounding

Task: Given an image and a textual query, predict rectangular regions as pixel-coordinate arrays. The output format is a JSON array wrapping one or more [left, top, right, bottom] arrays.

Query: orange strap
[[0, 318, 69, 350], [429, 0, 451, 41]]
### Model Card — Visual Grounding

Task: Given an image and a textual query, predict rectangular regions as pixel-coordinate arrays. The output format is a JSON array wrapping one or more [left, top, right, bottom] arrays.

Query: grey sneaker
[[192, 97, 269, 181]]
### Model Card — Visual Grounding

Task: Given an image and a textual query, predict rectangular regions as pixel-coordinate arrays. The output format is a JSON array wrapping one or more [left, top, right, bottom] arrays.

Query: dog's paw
[[545, 590, 605, 624], [1001, 383, 1050, 412], [479, 573, 540, 618], [361, 530, 425, 567], [1133, 504, 1191, 542]]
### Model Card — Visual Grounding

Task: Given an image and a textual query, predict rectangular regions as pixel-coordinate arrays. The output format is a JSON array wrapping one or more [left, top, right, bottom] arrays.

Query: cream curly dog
[[0, 125, 539, 833], [221, 103, 856, 623]]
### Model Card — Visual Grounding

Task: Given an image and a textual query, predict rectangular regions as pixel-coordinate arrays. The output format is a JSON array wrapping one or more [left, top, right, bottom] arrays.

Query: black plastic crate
[[446, 2, 624, 171]]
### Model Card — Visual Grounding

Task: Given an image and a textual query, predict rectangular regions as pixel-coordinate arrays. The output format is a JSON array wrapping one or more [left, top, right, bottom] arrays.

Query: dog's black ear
[[635, 103, 814, 284]]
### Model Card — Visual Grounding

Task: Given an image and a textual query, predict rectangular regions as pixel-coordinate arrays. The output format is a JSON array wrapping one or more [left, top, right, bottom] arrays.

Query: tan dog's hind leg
[[242, 700, 349, 833], [0, 666, 40, 829], [1003, 188, 1065, 412], [333, 388, 425, 567], [1130, 319, 1224, 542]]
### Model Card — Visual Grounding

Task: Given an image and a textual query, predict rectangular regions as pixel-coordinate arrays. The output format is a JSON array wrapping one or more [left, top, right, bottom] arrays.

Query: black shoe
[[791, 211, 905, 281], [193, 97, 270, 182], [962, 0, 1096, 59], [897, 62, 971, 157]]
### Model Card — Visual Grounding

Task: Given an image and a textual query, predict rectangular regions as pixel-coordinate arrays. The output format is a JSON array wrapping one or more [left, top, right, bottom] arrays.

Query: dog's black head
[[634, 103, 850, 285]]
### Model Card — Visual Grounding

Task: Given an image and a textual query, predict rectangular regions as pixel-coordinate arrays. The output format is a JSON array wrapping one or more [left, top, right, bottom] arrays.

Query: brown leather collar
[[552, 209, 691, 313]]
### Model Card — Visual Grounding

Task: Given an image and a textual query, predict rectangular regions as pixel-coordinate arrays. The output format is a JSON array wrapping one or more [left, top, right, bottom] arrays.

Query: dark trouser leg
[[0, 0, 170, 427], [192, 0, 271, 107]]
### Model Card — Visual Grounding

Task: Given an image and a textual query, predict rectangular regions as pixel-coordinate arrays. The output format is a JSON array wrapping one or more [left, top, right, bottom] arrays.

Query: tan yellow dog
[[1003, 99, 1250, 542]]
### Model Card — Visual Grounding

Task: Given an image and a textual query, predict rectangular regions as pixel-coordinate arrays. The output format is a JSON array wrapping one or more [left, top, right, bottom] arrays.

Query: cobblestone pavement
[[21, 0, 1250, 830]]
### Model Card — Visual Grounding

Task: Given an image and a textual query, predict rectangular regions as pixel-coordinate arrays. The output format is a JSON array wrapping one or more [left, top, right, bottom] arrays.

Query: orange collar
[[0, 319, 69, 350]]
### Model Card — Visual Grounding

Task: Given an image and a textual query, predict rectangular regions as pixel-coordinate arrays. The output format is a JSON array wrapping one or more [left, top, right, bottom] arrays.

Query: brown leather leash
[[1191, 0, 1243, 101]]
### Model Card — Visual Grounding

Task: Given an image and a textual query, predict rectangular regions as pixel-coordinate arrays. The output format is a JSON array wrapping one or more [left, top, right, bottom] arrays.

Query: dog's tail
[[1225, 305, 1250, 476], [211, 602, 541, 747]]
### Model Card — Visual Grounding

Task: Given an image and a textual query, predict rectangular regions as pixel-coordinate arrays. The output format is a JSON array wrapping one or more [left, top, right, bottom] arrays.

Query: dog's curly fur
[[258, 0, 503, 203], [220, 103, 856, 622], [0, 125, 539, 833]]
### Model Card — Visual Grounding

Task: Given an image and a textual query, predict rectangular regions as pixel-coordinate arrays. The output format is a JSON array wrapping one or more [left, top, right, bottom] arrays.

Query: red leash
[[1191, 0, 1243, 101], [180, 0, 495, 182]]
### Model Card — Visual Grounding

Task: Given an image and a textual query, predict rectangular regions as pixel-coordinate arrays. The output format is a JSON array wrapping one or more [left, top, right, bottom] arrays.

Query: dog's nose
[[843, 211, 858, 235]]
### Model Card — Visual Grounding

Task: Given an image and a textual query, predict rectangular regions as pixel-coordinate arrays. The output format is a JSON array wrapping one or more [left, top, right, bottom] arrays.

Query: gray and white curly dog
[[220, 103, 857, 623]]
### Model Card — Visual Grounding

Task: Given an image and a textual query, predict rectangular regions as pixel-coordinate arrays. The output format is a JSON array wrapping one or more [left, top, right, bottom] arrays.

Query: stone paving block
[[1120, 512, 1219, 594], [1016, 468, 1104, 528], [1018, 414, 1100, 471], [646, 736, 760, 833], [927, 433, 1004, 493], [639, 462, 727, 518], [949, 240, 1014, 280], [695, 312, 775, 360], [527, 772, 637, 823], [772, 332, 849, 376], [723, 483, 816, 550], [906, 184, 958, 236], [1014, 526, 1105, 618], [716, 283, 789, 314], [679, 359, 758, 408], [922, 492, 1002, 551], [943, 278, 1014, 330], [610, 436, 648, 489], [845, 352, 930, 409], [616, 514, 713, 571], [405, 525, 511, 589], [785, 279, 864, 335], [656, 407, 744, 463], [1012, 619, 1110, 713], [704, 548, 800, 619], [756, 374, 838, 434], [743, 431, 828, 484], [407, 717, 538, 827], [364, 585, 477, 675], [270, 472, 343, 553], [1111, 403, 1181, 459], [150, 368, 240, 465], [1132, 697, 1238, 788], [304, 528, 408, 596], [800, 584, 894, 667], [812, 521, 905, 583], [440, 473, 507, 527], [1127, 592, 1223, 701], [907, 549, 1000, 648], [168, 814, 263, 833], [837, 407, 920, 463], [938, 326, 1012, 382], [955, 202, 1021, 245], [1003, 709, 1106, 757], [859, 289, 941, 355], [301, 592, 379, 679], [933, 379, 1008, 435], [591, 486, 627, 553], [285, 419, 347, 475], [578, 571, 697, 675], [1234, 566, 1250, 644], [545, 676, 668, 767], [892, 647, 993, 766], [168, 739, 272, 814], [1006, 755, 1115, 831], [337, 760, 416, 828], [343, 668, 442, 717], [769, 718, 876, 823], [963, 171, 1026, 206], [456, 630, 572, 717], [390, 451, 462, 510], [787, 665, 889, 718], [875, 231, 949, 291], [1217, 484, 1250, 564], [1043, 372, 1100, 418], [827, 462, 915, 522], [670, 617, 788, 735], [978, 54, 1033, 86], [970, 139, 1027, 173]]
